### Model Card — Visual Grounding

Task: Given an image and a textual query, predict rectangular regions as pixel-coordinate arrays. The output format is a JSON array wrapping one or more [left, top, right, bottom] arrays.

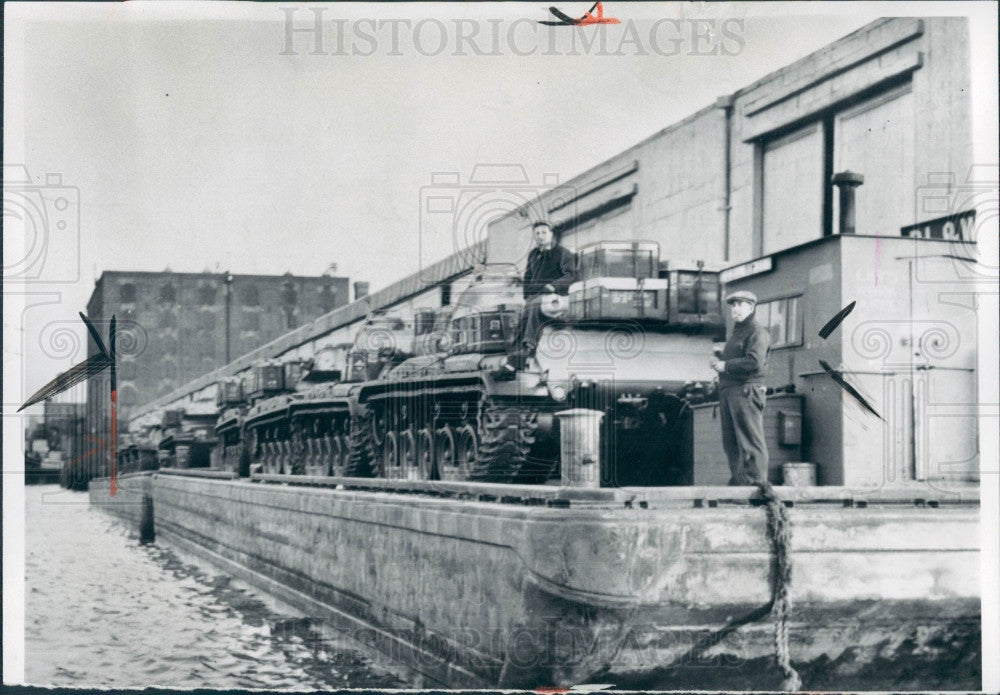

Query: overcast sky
[[4, 1, 998, 405]]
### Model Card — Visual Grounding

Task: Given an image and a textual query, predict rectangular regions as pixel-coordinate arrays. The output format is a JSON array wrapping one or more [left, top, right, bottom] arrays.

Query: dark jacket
[[523, 245, 576, 299], [719, 314, 770, 389]]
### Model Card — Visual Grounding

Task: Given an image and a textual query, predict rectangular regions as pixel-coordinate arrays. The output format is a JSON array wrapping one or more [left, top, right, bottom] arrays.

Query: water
[[24, 485, 410, 690]]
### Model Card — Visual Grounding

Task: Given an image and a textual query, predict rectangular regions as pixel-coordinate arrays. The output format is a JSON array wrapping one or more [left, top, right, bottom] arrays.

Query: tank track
[[346, 409, 378, 477], [469, 398, 556, 484]]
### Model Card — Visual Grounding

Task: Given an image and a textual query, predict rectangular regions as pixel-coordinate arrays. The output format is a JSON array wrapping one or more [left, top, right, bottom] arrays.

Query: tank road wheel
[[331, 435, 348, 477], [455, 425, 478, 479], [382, 431, 400, 478], [372, 410, 387, 447], [435, 426, 456, 479], [326, 435, 343, 477], [416, 428, 436, 481], [346, 409, 378, 478], [290, 429, 306, 476], [264, 442, 276, 474], [399, 430, 418, 480], [302, 438, 315, 475]]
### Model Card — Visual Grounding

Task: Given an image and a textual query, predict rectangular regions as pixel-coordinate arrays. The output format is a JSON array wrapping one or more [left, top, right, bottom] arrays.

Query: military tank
[[215, 376, 250, 474], [351, 242, 724, 486], [238, 313, 416, 477]]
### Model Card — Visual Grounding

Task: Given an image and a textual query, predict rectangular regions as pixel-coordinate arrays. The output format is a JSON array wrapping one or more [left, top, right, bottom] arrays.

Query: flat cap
[[725, 290, 758, 305]]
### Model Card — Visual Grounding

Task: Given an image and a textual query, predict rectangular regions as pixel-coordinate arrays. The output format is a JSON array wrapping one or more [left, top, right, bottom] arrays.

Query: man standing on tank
[[504, 220, 575, 372], [710, 290, 771, 485]]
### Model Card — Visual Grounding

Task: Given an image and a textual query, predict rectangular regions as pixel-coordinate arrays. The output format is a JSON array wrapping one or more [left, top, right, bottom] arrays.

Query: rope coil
[[757, 480, 802, 692]]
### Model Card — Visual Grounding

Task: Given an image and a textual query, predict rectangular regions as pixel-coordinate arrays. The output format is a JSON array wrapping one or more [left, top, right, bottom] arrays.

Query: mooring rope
[[756, 480, 802, 692]]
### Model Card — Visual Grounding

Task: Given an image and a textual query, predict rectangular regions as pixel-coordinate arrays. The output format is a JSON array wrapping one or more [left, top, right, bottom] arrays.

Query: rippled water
[[24, 485, 409, 690]]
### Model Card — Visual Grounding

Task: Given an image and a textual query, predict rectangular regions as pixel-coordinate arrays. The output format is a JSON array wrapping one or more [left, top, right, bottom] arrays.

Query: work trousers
[[512, 295, 546, 351], [719, 384, 768, 485]]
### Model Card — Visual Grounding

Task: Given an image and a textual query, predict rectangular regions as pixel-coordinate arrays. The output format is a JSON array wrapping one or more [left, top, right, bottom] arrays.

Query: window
[[197, 284, 217, 305], [319, 285, 337, 313], [242, 285, 260, 305], [119, 283, 137, 303], [440, 284, 452, 307], [159, 284, 176, 303], [118, 360, 139, 381], [242, 312, 260, 331], [757, 296, 802, 349], [119, 385, 140, 407]]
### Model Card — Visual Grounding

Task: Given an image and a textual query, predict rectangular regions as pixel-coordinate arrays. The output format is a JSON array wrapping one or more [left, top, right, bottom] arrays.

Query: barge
[[90, 471, 980, 690]]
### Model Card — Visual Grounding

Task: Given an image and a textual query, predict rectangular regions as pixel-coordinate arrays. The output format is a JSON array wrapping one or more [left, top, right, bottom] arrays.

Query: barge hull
[[90, 472, 981, 690]]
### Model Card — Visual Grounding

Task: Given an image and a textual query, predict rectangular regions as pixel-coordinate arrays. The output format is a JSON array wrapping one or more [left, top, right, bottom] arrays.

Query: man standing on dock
[[710, 290, 771, 485]]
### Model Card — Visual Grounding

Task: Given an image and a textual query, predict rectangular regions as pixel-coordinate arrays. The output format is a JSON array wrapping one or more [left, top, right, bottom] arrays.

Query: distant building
[[82, 270, 350, 476]]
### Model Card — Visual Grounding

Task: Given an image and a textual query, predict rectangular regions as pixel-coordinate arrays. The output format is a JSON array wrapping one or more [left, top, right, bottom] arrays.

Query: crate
[[162, 409, 184, 429], [576, 241, 659, 282], [568, 278, 668, 320], [452, 310, 518, 354], [217, 378, 244, 407], [248, 362, 284, 398], [663, 267, 723, 327], [283, 361, 308, 391]]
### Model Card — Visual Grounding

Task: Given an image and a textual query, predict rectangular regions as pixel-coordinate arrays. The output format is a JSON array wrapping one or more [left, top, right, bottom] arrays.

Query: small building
[[720, 233, 980, 486]]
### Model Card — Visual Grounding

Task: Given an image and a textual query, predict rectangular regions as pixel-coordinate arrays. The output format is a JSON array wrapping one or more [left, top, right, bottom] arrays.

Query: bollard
[[139, 492, 155, 544], [555, 408, 605, 488]]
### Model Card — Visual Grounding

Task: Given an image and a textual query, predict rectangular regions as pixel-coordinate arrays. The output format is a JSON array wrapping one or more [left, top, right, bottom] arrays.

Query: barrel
[[782, 462, 817, 486], [555, 409, 604, 488]]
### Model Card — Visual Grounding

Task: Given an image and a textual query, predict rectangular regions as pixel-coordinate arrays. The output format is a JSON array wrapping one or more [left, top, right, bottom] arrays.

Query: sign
[[719, 256, 773, 284], [900, 209, 975, 240]]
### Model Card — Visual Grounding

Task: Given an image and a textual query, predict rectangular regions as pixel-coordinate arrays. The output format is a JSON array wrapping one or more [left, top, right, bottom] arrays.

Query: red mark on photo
[[541, 2, 621, 27]]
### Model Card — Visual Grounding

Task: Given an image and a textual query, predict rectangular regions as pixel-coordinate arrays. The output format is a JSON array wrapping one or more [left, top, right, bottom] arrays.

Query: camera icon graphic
[[418, 165, 577, 280], [3, 164, 81, 283]]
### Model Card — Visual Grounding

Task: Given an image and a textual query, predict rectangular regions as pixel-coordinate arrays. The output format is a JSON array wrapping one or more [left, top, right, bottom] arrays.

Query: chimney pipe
[[832, 171, 864, 235]]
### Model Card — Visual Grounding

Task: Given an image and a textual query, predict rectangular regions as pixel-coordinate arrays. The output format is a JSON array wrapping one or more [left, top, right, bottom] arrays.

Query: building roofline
[[722, 234, 978, 276]]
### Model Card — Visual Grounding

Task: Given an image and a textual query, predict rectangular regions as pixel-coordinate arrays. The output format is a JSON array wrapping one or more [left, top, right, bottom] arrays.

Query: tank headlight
[[549, 384, 568, 401]]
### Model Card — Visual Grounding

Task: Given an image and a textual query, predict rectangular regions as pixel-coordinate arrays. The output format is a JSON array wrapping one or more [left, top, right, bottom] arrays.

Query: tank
[[215, 376, 249, 473], [239, 313, 415, 477], [349, 244, 725, 486]]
